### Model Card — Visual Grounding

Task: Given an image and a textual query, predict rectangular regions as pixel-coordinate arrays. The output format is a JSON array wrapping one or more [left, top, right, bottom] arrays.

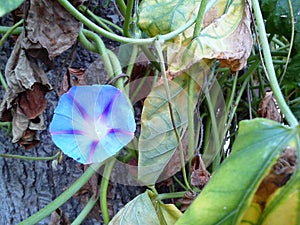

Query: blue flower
[[50, 85, 136, 164]]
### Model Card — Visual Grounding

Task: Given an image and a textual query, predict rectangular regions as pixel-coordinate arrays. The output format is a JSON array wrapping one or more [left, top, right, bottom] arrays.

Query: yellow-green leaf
[[176, 118, 297, 225], [138, 0, 201, 37], [108, 190, 160, 225]]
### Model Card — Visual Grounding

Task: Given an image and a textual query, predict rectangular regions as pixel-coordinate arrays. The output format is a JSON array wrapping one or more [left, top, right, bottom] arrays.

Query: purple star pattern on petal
[[49, 85, 136, 164]]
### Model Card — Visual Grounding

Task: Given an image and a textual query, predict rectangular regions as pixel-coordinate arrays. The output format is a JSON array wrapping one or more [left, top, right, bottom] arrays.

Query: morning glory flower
[[49, 85, 136, 164]]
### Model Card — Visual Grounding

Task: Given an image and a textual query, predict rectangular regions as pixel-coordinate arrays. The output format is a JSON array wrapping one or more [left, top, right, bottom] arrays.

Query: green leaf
[[260, 0, 300, 52], [109, 190, 182, 225], [108, 190, 160, 225], [138, 64, 204, 185], [0, 0, 24, 17], [176, 118, 297, 225], [138, 0, 201, 37]]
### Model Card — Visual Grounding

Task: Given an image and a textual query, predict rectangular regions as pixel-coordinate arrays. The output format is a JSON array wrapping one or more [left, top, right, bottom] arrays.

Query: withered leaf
[[258, 90, 282, 122], [16, 83, 48, 119], [60, 67, 86, 94], [177, 191, 198, 212], [190, 154, 210, 189], [84, 57, 110, 85], [49, 208, 71, 225], [24, 0, 83, 60], [0, 32, 51, 147], [12, 110, 45, 145]]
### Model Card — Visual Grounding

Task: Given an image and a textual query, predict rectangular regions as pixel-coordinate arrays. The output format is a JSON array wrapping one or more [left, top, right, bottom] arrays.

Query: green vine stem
[[71, 194, 98, 225], [0, 19, 23, 48], [58, 0, 197, 44], [154, 40, 192, 191], [79, 5, 123, 34], [100, 158, 116, 225], [0, 26, 22, 34], [156, 191, 186, 201], [252, 0, 298, 127], [115, 0, 127, 16], [0, 151, 60, 161], [188, 77, 195, 163], [279, 0, 294, 84], [78, 29, 114, 78], [123, 0, 134, 37], [0, 71, 8, 90], [192, 0, 207, 37], [19, 163, 103, 225]]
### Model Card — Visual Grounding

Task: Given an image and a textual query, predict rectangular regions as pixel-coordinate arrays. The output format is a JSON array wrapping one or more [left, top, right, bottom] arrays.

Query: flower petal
[[50, 85, 136, 164]]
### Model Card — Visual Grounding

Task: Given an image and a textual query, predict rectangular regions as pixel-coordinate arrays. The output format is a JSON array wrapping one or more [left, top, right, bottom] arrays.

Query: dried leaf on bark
[[60, 67, 86, 94], [0, 33, 51, 147], [84, 57, 110, 85], [49, 208, 71, 225], [23, 0, 83, 61], [258, 90, 282, 122]]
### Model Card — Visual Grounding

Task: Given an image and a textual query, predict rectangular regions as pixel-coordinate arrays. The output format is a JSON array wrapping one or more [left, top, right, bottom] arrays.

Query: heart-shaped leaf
[[138, 64, 204, 184]]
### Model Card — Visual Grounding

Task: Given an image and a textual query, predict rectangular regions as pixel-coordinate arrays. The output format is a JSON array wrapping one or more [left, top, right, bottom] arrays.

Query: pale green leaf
[[138, 63, 205, 185], [0, 0, 24, 17], [108, 190, 160, 225], [138, 0, 201, 37], [176, 118, 296, 225]]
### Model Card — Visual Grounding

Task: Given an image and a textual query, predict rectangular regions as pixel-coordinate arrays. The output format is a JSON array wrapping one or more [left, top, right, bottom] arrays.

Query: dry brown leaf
[[190, 154, 210, 189], [177, 191, 198, 212], [0, 33, 51, 147], [16, 83, 48, 119], [49, 208, 71, 225], [84, 57, 110, 85], [258, 90, 282, 122], [23, 0, 83, 61], [60, 67, 86, 94]]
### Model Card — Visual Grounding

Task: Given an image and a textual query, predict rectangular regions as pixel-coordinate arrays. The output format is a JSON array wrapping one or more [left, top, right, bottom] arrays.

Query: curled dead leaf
[[49, 208, 71, 225], [24, 0, 83, 61], [258, 90, 282, 122], [177, 191, 198, 212], [16, 83, 48, 119], [60, 67, 86, 94], [190, 154, 210, 189], [0, 32, 51, 148]]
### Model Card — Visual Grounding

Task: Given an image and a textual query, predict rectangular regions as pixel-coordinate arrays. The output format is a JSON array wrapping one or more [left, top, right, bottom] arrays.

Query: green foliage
[[176, 118, 298, 225], [1, 0, 299, 224], [109, 190, 182, 225], [260, 0, 300, 51], [0, 0, 24, 17], [138, 69, 203, 184]]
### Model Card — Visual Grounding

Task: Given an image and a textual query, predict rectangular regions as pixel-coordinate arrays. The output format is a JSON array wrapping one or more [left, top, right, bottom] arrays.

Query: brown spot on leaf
[[254, 147, 297, 211]]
